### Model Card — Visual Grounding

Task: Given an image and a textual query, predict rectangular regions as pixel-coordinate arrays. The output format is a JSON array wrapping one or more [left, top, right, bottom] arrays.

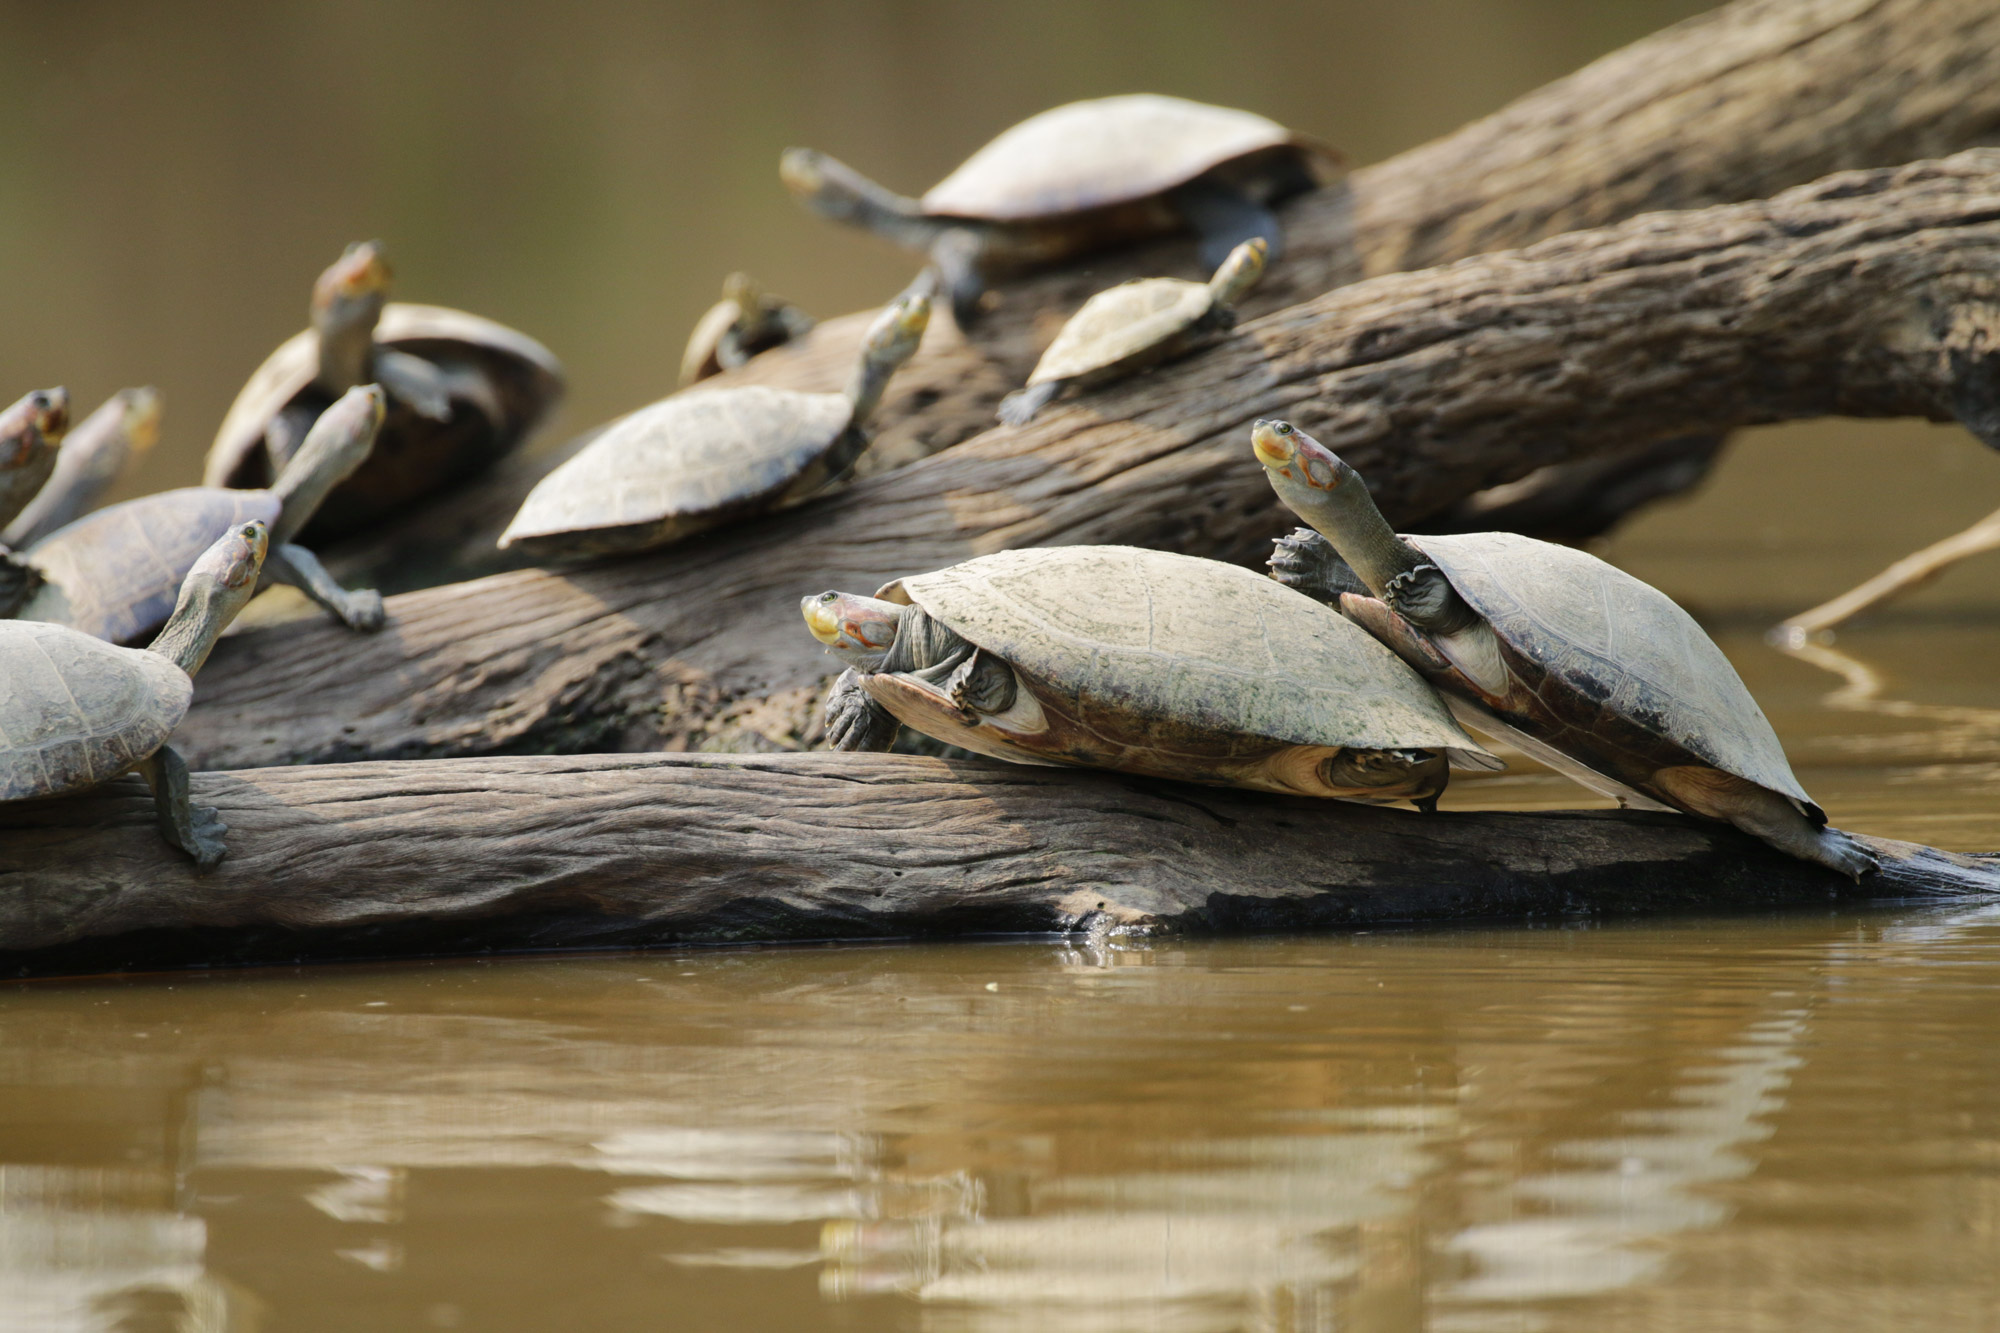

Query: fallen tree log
[[0, 752, 1990, 977], [177, 153, 2000, 770], [334, 0, 2000, 592]]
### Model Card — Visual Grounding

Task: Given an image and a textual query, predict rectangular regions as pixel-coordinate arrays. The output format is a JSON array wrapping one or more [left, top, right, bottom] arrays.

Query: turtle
[[0, 387, 72, 615], [499, 292, 930, 559], [1248, 417, 1877, 877], [19, 385, 388, 645], [679, 272, 817, 386], [997, 238, 1267, 425], [0, 519, 268, 870], [3, 386, 160, 550], [205, 240, 565, 540], [800, 545, 1496, 809], [780, 94, 1340, 325]]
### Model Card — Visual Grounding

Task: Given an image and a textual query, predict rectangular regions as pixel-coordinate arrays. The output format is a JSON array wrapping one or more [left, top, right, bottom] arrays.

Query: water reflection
[[4, 919, 2000, 1330]]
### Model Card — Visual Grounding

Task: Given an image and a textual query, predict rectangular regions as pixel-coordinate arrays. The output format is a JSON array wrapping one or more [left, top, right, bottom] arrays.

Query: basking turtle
[[0, 519, 267, 870], [1249, 418, 1876, 877], [205, 240, 564, 539], [3, 386, 159, 550], [679, 272, 817, 386], [500, 293, 930, 559], [0, 387, 72, 614], [21, 385, 388, 644], [781, 94, 1339, 324], [801, 545, 1495, 809], [998, 238, 1266, 425]]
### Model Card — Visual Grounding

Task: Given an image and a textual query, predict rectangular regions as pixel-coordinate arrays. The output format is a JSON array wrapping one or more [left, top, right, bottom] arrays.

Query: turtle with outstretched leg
[[501, 294, 929, 559], [998, 238, 1266, 425], [0, 387, 71, 616], [1249, 417, 1877, 877], [802, 545, 1494, 809], [0, 520, 268, 870], [206, 241, 564, 539], [781, 95, 1339, 325], [21, 385, 388, 643], [3, 386, 159, 550], [679, 272, 816, 386]]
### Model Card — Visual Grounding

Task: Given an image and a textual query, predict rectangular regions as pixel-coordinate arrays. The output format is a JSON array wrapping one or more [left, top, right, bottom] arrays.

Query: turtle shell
[[0, 619, 189, 800], [204, 303, 564, 535], [892, 545, 1483, 759], [1411, 531, 1815, 812], [1027, 277, 1213, 385], [921, 95, 1340, 222], [21, 488, 281, 645], [499, 387, 855, 553]]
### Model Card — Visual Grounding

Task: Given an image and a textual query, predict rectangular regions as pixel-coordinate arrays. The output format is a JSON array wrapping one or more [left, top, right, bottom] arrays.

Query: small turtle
[[0, 519, 267, 870], [500, 293, 930, 559], [781, 94, 1339, 324], [21, 386, 388, 644], [679, 272, 817, 386], [0, 387, 72, 615], [1249, 418, 1877, 877], [998, 238, 1267, 425], [801, 545, 1495, 809], [205, 241, 565, 539], [3, 386, 159, 550]]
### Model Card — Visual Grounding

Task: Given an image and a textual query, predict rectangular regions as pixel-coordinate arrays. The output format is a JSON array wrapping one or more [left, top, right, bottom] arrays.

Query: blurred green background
[[0, 0, 1993, 618]]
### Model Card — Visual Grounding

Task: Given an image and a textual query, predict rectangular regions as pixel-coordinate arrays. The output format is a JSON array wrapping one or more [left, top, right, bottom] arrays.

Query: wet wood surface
[[1, 752, 1992, 976]]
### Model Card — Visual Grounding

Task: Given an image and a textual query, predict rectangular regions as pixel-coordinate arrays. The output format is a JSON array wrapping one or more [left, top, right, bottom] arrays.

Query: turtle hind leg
[[1654, 766, 1879, 881], [1170, 178, 1281, 268], [138, 746, 228, 872], [268, 543, 385, 632], [997, 381, 1063, 427], [824, 669, 901, 752]]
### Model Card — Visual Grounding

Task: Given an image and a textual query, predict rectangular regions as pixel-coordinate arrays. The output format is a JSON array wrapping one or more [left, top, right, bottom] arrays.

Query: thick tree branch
[[177, 154, 2000, 770], [0, 752, 1989, 976]]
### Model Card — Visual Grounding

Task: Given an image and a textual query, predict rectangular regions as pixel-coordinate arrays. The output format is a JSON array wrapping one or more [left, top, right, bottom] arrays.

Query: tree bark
[[333, 0, 2000, 591], [0, 752, 1989, 976], [176, 153, 2000, 770]]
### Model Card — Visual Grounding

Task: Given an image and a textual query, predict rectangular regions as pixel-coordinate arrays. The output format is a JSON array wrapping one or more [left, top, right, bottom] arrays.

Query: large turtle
[[0, 519, 267, 870], [0, 387, 71, 613], [801, 545, 1495, 809], [205, 241, 564, 540], [1248, 418, 1876, 876], [781, 94, 1339, 325], [500, 293, 930, 559], [998, 238, 1266, 425], [20, 386, 388, 644], [679, 272, 816, 386], [3, 386, 159, 550]]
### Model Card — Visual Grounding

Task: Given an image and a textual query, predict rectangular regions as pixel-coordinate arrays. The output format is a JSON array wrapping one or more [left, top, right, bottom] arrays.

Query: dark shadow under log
[[0, 753, 1991, 977]]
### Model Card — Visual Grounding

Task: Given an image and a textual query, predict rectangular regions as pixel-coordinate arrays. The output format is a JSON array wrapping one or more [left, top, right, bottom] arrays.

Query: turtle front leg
[[1169, 178, 1281, 267], [997, 380, 1064, 427], [372, 348, 454, 421], [1269, 528, 1368, 603], [138, 745, 229, 872], [267, 543, 386, 632], [824, 669, 901, 752], [929, 228, 989, 328]]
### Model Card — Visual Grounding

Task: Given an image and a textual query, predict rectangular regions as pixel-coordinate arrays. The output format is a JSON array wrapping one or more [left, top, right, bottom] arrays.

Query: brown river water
[[4, 0, 2000, 1326]]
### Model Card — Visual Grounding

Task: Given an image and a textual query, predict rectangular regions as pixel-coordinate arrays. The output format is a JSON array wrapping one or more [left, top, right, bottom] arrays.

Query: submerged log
[[337, 0, 2000, 590], [0, 752, 1990, 976], [176, 154, 2000, 771]]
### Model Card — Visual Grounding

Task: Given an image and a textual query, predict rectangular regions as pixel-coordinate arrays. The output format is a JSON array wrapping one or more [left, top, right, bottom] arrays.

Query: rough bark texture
[[334, 0, 2000, 591], [176, 155, 2000, 771], [0, 752, 1989, 976]]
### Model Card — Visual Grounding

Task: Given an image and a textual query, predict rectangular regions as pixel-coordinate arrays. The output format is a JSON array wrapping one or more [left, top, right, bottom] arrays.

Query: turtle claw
[[825, 669, 900, 752], [1269, 528, 1366, 603]]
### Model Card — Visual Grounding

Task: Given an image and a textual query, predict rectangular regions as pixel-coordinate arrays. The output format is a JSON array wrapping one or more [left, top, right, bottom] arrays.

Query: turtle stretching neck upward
[[781, 95, 1338, 326], [802, 545, 1493, 809], [679, 272, 816, 386], [1248, 418, 1875, 878], [0, 520, 268, 869], [2, 387, 159, 550], [0, 387, 71, 614], [22, 386, 389, 643]]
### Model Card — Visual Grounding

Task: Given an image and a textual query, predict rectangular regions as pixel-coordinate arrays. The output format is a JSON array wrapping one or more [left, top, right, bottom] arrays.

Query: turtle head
[[721, 271, 762, 312], [118, 386, 163, 455], [312, 242, 392, 387], [802, 590, 904, 670], [1250, 418, 1350, 491], [847, 292, 931, 426], [1251, 418, 1426, 601], [150, 520, 270, 676], [0, 387, 69, 469], [779, 147, 931, 247], [1209, 238, 1269, 307], [268, 384, 386, 544]]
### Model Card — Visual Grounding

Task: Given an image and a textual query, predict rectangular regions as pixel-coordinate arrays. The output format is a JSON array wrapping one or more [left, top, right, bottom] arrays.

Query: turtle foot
[[186, 805, 230, 874], [1815, 827, 1880, 882], [825, 669, 900, 752], [997, 382, 1060, 427], [342, 589, 387, 633], [1269, 528, 1367, 603]]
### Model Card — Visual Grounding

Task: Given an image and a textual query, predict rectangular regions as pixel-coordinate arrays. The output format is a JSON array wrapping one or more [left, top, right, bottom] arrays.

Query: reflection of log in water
[[0, 752, 1994, 975]]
